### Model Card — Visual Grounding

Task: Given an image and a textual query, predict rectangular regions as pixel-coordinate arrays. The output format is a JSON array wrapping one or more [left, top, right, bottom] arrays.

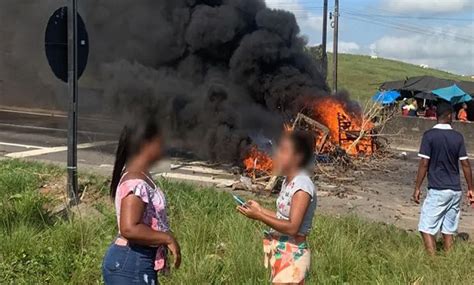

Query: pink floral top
[[115, 178, 170, 271]]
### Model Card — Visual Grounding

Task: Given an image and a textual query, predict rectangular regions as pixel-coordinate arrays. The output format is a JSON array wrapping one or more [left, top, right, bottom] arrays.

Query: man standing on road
[[413, 102, 473, 255]]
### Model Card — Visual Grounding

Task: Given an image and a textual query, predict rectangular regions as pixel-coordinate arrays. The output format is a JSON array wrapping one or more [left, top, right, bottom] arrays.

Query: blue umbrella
[[452, 94, 472, 105], [432, 84, 472, 104], [372, 90, 400, 104]]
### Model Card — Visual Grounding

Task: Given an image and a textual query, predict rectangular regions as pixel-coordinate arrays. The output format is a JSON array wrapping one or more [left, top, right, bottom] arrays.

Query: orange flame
[[243, 96, 375, 174], [309, 97, 374, 155], [242, 145, 273, 175]]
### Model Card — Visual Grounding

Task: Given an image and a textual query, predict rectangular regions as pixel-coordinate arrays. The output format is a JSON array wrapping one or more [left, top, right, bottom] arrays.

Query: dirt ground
[[35, 148, 474, 238], [313, 151, 474, 236]]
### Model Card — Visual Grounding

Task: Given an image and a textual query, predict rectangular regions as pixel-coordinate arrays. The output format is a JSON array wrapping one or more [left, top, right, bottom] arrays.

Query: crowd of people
[[401, 99, 471, 122], [101, 103, 472, 284]]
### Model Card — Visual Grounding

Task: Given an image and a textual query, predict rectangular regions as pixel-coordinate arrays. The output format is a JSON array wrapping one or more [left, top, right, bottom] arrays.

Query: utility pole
[[332, 0, 339, 93], [322, 0, 328, 56], [67, 0, 79, 205]]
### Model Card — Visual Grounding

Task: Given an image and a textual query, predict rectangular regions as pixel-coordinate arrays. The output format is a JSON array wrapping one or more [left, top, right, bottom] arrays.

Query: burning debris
[[290, 113, 329, 153], [239, 95, 390, 192], [243, 145, 273, 178]]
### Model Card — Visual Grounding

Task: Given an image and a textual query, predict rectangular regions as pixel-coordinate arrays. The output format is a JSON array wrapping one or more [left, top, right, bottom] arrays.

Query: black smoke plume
[[1, 0, 331, 162], [87, 0, 329, 161]]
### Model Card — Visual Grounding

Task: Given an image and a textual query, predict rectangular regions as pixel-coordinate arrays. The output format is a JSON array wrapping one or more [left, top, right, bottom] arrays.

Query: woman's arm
[[120, 195, 181, 268], [245, 200, 277, 218], [261, 207, 277, 218], [238, 191, 311, 236]]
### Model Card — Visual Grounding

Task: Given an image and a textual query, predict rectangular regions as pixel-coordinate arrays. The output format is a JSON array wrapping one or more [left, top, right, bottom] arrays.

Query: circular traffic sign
[[45, 7, 89, 83]]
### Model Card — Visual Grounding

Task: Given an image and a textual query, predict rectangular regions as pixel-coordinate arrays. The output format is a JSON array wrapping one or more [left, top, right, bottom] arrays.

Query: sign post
[[67, 0, 79, 205], [45, 3, 88, 205]]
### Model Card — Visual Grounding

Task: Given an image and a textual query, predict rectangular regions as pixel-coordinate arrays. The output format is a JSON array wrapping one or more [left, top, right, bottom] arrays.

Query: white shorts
[[418, 189, 462, 235]]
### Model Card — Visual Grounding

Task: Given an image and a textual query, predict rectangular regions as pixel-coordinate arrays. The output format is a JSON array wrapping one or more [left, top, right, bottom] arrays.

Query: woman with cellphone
[[102, 116, 181, 285], [237, 131, 317, 285]]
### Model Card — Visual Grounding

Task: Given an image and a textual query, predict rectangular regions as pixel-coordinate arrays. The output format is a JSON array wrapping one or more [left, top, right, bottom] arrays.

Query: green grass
[[324, 53, 473, 102], [1, 159, 474, 284]]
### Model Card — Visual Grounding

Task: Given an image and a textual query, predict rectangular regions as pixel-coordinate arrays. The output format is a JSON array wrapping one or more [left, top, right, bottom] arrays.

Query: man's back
[[418, 124, 468, 191], [414, 103, 473, 255]]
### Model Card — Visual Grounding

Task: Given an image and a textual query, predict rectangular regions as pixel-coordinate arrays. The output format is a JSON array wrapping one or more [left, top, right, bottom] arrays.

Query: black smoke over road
[[1, 0, 330, 162], [0, 1, 65, 108], [86, 0, 329, 161]]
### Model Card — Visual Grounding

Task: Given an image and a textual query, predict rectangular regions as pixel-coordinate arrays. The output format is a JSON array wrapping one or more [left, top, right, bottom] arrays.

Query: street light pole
[[67, 0, 79, 205]]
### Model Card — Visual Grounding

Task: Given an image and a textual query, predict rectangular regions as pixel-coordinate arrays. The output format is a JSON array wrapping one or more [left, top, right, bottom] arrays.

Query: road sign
[[45, 7, 89, 82], [45, 3, 87, 205]]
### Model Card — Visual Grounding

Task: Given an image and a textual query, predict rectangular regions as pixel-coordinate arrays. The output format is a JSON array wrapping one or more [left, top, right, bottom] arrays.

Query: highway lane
[[0, 108, 119, 168], [0, 107, 237, 185]]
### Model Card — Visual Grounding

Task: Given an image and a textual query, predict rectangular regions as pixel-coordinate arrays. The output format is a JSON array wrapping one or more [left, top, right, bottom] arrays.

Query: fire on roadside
[[242, 145, 273, 175], [309, 96, 374, 155], [243, 96, 376, 173]]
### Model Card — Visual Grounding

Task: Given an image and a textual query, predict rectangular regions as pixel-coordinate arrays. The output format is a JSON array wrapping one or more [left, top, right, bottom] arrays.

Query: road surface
[[0, 107, 237, 184], [2, 107, 474, 236]]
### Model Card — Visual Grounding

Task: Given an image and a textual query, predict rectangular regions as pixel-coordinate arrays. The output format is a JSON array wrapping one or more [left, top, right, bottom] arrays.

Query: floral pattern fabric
[[115, 179, 170, 271], [263, 235, 311, 283]]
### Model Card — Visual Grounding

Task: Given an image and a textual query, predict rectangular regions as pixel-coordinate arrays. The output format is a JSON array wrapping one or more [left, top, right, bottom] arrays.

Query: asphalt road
[[0, 108, 119, 169], [0, 107, 237, 184]]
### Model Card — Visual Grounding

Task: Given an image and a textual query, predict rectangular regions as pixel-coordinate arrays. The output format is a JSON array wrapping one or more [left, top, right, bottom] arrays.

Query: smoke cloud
[[1, 0, 331, 162], [86, 0, 329, 161], [0, 1, 65, 108]]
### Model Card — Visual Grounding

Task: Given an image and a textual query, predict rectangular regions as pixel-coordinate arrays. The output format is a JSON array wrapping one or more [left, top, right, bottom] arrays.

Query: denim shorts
[[102, 242, 157, 285], [418, 189, 462, 235]]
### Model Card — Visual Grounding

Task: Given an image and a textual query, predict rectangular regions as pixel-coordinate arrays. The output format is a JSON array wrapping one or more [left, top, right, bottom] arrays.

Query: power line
[[268, 2, 474, 44], [341, 6, 474, 41], [291, 13, 474, 43], [285, 10, 474, 43], [271, 4, 473, 22], [342, 14, 474, 43], [343, 8, 474, 41], [345, 12, 473, 22]]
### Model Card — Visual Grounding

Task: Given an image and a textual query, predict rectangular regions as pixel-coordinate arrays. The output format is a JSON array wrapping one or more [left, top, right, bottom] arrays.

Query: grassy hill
[[325, 53, 473, 102]]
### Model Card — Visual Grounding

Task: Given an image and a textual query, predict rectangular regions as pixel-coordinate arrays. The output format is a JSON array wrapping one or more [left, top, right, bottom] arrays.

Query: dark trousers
[[102, 243, 157, 285]]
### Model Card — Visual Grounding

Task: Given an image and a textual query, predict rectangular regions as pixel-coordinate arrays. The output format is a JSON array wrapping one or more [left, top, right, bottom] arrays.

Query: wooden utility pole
[[332, 0, 339, 93], [322, 0, 328, 55]]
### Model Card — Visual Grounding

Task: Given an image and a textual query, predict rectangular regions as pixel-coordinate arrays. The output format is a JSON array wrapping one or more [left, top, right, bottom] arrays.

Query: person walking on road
[[413, 102, 473, 255]]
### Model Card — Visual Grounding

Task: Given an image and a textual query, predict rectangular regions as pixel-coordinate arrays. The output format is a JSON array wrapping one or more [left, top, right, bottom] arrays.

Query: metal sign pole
[[67, 0, 79, 205]]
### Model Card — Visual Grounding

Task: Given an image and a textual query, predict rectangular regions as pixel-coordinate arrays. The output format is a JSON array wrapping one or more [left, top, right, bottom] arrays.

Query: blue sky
[[266, 0, 474, 75]]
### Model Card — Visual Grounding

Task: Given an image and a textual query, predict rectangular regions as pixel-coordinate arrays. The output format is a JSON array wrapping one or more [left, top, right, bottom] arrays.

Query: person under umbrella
[[458, 103, 468, 122]]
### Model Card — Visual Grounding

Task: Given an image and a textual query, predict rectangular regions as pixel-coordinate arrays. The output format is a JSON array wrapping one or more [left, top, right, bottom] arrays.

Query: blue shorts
[[102, 242, 157, 285], [418, 189, 462, 235]]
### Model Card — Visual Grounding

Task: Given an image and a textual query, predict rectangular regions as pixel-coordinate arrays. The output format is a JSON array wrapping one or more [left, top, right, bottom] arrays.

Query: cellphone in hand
[[232, 194, 246, 206]]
